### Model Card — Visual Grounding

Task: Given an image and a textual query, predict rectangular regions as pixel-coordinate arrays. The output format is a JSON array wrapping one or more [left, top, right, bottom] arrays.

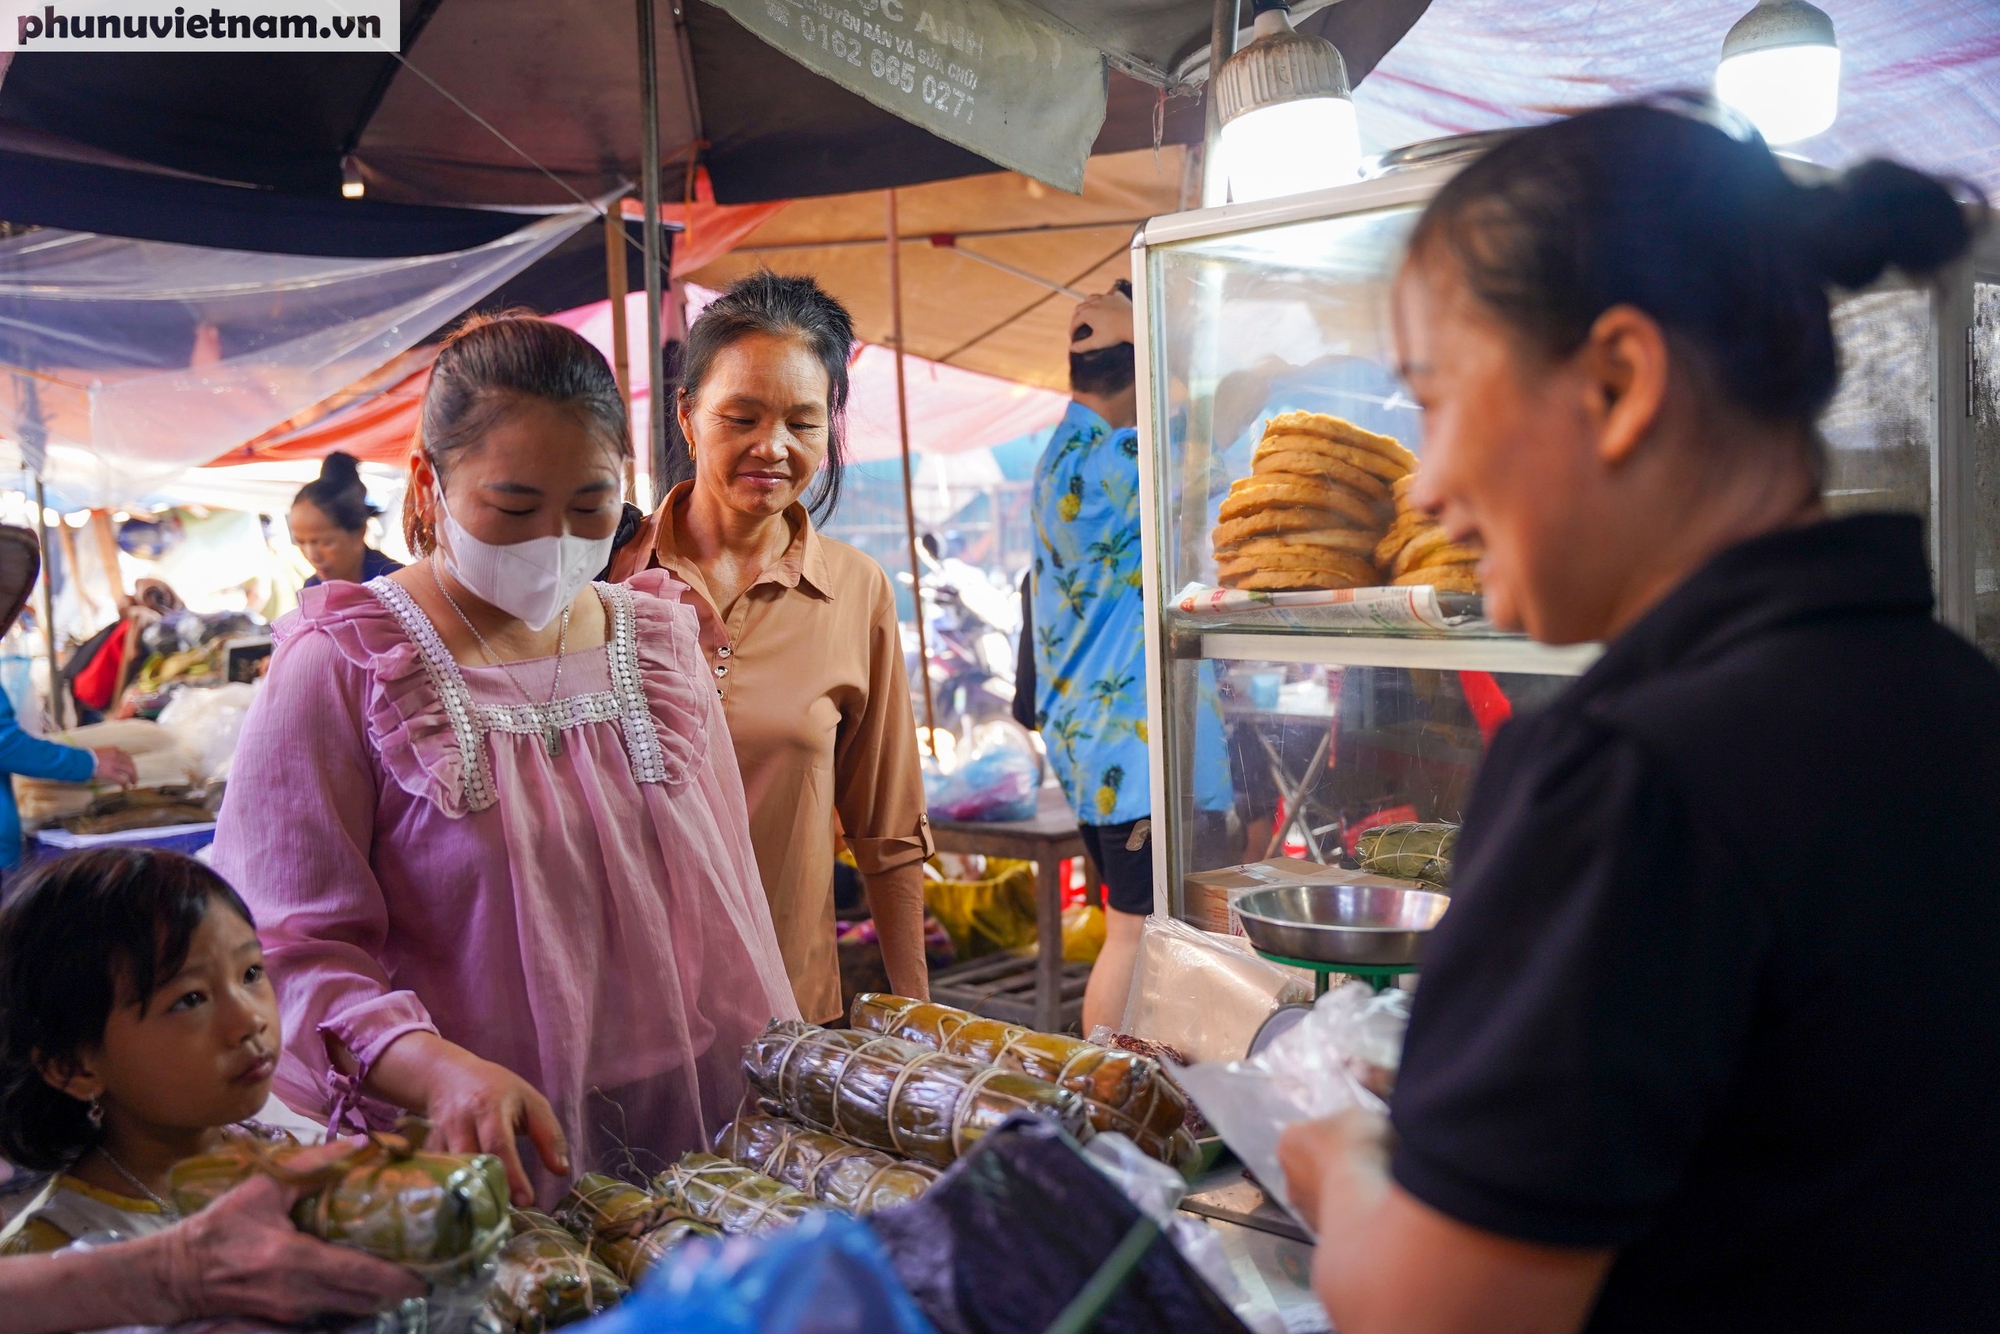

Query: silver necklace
[[429, 556, 573, 759], [95, 1145, 181, 1220]]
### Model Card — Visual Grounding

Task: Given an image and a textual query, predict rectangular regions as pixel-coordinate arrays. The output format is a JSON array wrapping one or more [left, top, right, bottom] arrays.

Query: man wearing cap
[[1029, 281, 1153, 1032]]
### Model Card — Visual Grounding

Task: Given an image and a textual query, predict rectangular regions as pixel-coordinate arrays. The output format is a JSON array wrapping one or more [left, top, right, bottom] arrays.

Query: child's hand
[[91, 747, 137, 786], [153, 1141, 424, 1321]]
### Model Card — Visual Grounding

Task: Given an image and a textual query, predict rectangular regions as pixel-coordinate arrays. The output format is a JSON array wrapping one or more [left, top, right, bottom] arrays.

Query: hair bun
[[1800, 159, 1977, 290], [317, 449, 364, 491]]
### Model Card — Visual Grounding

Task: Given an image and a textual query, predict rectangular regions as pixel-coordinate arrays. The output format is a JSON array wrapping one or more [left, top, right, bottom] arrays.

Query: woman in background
[[288, 452, 403, 588], [610, 274, 930, 1023]]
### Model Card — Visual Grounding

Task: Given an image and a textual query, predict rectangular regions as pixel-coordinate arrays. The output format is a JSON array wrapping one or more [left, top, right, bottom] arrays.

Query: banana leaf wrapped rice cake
[[652, 1153, 822, 1235], [744, 1020, 1089, 1167], [484, 1210, 626, 1332], [169, 1128, 510, 1282], [715, 1113, 939, 1214], [1355, 821, 1457, 890], [849, 995, 1194, 1165], [554, 1172, 719, 1285]]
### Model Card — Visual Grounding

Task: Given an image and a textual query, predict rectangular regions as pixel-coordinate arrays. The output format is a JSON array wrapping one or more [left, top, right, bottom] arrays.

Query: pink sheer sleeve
[[210, 610, 437, 1129]]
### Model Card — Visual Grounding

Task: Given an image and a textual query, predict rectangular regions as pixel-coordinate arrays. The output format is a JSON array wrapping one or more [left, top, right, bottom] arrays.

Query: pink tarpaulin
[[1355, 1, 2000, 193], [548, 288, 1068, 461]]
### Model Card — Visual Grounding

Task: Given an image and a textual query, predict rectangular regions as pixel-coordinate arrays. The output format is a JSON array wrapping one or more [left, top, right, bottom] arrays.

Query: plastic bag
[[13, 719, 198, 825], [1079, 1134, 1284, 1334], [923, 858, 1038, 960], [155, 681, 257, 783], [1118, 916, 1312, 1064], [866, 1114, 1252, 1334], [1062, 902, 1106, 964], [1171, 982, 1411, 1225], [922, 719, 1041, 822], [581, 1210, 936, 1334]]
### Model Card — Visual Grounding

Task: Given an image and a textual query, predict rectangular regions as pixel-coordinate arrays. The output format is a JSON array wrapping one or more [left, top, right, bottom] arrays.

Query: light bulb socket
[[1213, 5, 1351, 130], [1721, 0, 1835, 60]]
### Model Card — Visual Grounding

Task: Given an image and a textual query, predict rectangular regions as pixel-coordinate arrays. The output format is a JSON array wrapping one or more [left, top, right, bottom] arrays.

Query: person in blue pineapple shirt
[[0, 528, 136, 872], [1031, 280, 1168, 1033]]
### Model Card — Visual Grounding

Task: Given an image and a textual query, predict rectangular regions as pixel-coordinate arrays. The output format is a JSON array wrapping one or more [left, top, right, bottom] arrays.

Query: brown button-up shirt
[[610, 484, 933, 1021]]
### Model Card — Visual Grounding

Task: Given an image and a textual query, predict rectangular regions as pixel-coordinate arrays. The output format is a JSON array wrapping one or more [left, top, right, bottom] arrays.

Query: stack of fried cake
[[1375, 474, 1482, 593], [1212, 412, 1416, 590]]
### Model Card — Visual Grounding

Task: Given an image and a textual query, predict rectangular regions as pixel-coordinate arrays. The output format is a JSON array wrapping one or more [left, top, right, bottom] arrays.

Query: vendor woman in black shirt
[[1279, 103, 1997, 1332]]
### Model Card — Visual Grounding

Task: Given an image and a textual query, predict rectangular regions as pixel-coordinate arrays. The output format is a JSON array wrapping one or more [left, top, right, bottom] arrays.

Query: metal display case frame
[[1130, 166, 2000, 917]]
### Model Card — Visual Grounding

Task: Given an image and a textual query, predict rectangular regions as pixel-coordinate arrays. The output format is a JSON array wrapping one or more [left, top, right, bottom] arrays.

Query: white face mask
[[433, 488, 615, 632]]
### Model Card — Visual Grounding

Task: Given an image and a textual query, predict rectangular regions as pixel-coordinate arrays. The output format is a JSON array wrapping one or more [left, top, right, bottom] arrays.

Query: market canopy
[[210, 282, 1069, 474], [0, 0, 1431, 209], [1354, 0, 2000, 196], [0, 207, 595, 505], [689, 145, 1188, 391]]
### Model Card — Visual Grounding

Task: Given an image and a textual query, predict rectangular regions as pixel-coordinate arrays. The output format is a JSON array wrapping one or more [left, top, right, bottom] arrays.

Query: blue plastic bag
[[922, 720, 1042, 822], [577, 1210, 936, 1334]]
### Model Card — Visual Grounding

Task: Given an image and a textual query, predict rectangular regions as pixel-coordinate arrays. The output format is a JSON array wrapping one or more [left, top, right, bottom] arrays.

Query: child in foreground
[[0, 848, 296, 1251]]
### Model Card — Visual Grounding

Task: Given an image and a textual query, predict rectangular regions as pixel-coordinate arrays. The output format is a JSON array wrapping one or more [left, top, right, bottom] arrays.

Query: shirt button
[[715, 664, 729, 677], [717, 645, 732, 658]]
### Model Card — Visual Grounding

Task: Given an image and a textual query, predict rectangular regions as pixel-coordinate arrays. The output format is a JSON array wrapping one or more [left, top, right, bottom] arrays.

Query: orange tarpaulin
[[207, 347, 434, 468], [627, 170, 791, 280]]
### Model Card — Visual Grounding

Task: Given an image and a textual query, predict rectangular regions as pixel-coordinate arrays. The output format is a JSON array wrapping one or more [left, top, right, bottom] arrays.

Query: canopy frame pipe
[[638, 0, 670, 492], [887, 189, 939, 745]]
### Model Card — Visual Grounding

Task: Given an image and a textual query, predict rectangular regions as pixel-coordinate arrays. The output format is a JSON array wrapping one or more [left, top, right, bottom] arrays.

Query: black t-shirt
[[1391, 515, 2000, 1332]]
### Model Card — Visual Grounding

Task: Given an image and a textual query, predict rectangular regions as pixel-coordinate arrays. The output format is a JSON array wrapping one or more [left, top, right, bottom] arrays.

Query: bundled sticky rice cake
[[848, 994, 1196, 1165], [714, 1113, 939, 1214], [651, 1153, 822, 1235], [1213, 412, 1413, 591], [169, 1126, 510, 1283], [554, 1172, 718, 1286], [484, 1210, 626, 1332], [743, 1019, 1089, 1167]]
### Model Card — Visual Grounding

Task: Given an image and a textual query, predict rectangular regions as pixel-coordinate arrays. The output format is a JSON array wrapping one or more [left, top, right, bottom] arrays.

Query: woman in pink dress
[[213, 315, 796, 1206]]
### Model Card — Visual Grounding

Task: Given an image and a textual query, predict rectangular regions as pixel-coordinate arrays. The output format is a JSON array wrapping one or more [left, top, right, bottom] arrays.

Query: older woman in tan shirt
[[611, 274, 931, 1021]]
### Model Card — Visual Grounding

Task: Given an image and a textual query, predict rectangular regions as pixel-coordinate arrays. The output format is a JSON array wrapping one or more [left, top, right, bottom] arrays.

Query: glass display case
[[1130, 165, 2000, 919]]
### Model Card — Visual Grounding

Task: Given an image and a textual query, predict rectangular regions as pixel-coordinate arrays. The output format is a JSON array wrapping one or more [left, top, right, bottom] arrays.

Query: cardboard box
[[1184, 857, 1418, 937]]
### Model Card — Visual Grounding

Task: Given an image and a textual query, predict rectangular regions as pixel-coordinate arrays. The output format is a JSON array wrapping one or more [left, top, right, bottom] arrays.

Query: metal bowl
[[1233, 884, 1450, 967]]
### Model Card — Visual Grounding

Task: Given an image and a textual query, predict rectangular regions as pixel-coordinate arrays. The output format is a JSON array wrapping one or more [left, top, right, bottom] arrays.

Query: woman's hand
[[1279, 1106, 1392, 1230], [154, 1140, 427, 1322], [91, 747, 137, 786], [366, 1031, 570, 1206]]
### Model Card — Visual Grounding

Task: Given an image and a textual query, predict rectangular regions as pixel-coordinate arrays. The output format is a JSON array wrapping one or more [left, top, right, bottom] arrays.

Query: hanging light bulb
[[1213, 0, 1361, 205], [1715, 0, 1840, 145], [340, 155, 366, 199]]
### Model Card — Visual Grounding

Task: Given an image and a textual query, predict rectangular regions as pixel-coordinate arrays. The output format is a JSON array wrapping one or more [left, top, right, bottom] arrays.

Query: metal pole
[[31, 478, 61, 730], [1203, 0, 1240, 206], [886, 189, 938, 744], [605, 198, 635, 503], [637, 0, 670, 491]]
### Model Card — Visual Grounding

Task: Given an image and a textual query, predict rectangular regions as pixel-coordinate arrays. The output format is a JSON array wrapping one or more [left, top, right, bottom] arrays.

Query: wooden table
[[927, 785, 1089, 1033]]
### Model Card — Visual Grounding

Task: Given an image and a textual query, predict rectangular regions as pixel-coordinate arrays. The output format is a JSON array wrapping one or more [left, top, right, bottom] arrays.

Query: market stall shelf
[[926, 784, 1089, 1034], [1127, 160, 1988, 927]]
